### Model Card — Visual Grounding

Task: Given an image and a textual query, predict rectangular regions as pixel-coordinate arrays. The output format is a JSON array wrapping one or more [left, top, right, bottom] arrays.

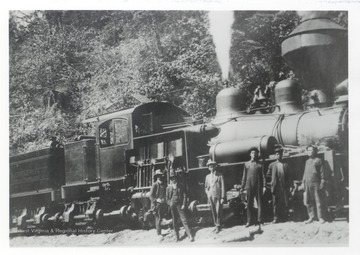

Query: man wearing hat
[[205, 159, 225, 233], [150, 169, 167, 236], [267, 147, 293, 223], [166, 171, 194, 242], [241, 147, 266, 227], [302, 145, 326, 224]]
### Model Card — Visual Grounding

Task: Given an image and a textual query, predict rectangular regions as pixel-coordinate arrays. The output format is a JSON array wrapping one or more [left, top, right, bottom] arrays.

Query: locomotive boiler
[[9, 15, 348, 231], [183, 16, 348, 221]]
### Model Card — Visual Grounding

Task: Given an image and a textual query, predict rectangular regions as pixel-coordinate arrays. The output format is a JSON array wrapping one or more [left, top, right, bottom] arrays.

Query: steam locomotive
[[10, 16, 348, 231]]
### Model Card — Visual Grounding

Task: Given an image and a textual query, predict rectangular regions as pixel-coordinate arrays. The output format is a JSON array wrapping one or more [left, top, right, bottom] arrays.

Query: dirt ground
[[10, 220, 348, 247]]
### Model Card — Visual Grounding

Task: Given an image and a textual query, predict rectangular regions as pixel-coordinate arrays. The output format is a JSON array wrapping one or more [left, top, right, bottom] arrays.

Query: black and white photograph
[[3, 0, 359, 250]]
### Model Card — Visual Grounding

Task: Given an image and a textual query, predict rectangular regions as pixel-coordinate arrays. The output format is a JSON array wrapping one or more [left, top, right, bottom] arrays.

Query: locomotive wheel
[[125, 206, 137, 228], [188, 200, 199, 213], [95, 209, 103, 220], [143, 211, 155, 230], [95, 209, 104, 228], [54, 212, 62, 223], [119, 205, 128, 218], [126, 206, 134, 217], [41, 213, 50, 228]]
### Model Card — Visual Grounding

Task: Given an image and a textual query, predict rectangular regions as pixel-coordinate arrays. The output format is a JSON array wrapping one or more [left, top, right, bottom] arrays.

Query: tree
[[230, 11, 299, 105], [9, 10, 348, 155], [9, 11, 111, 154]]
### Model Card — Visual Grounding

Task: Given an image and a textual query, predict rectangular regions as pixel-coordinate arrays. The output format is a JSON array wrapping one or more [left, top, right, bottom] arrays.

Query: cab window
[[167, 138, 182, 157], [99, 118, 129, 147]]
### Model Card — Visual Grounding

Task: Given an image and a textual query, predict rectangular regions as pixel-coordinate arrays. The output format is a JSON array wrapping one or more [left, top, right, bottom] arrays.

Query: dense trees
[[9, 10, 347, 155]]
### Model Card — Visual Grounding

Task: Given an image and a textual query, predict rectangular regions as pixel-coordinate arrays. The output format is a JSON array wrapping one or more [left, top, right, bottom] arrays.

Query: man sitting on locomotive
[[251, 83, 272, 108], [150, 170, 167, 237]]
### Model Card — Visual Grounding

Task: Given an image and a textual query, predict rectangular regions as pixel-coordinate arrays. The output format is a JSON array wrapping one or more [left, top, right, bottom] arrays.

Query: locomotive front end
[[186, 14, 349, 223]]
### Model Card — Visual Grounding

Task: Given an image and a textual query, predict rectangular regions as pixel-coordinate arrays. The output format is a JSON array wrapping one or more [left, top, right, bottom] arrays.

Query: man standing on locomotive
[[166, 171, 194, 242], [267, 147, 293, 223], [302, 145, 326, 224], [150, 170, 167, 237], [241, 147, 266, 227], [205, 159, 225, 233]]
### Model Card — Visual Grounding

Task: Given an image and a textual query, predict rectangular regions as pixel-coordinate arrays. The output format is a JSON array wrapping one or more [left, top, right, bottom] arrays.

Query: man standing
[[166, 172, 194, 242], [241, 147, 266, 227], [267, 147, 293, 223], [302, 145, 326, 224], [205, 159, 225, 233], [150, 169, 167, 237]]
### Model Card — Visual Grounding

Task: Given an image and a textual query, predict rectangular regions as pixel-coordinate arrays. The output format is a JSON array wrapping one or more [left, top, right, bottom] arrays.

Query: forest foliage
[[9, 10, 347, 155]]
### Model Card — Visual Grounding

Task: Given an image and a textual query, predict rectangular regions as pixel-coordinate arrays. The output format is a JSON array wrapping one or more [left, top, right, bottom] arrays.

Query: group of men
[[149, 145, 327, 242], [240, 146, 294, 226], [150, 169, 195, 242]]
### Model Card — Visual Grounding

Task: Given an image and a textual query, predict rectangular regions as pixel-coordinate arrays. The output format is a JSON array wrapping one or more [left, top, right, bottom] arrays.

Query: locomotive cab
[[59, 102, 192, 228]]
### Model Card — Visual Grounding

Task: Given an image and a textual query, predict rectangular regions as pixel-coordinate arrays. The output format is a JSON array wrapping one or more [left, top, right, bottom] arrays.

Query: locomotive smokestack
[[281, 12, 348, 104]]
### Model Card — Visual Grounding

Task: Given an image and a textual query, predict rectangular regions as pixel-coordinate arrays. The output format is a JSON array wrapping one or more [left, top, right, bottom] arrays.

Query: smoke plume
[[297, 11, 330, 21], [208, 11, 234, 81]]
